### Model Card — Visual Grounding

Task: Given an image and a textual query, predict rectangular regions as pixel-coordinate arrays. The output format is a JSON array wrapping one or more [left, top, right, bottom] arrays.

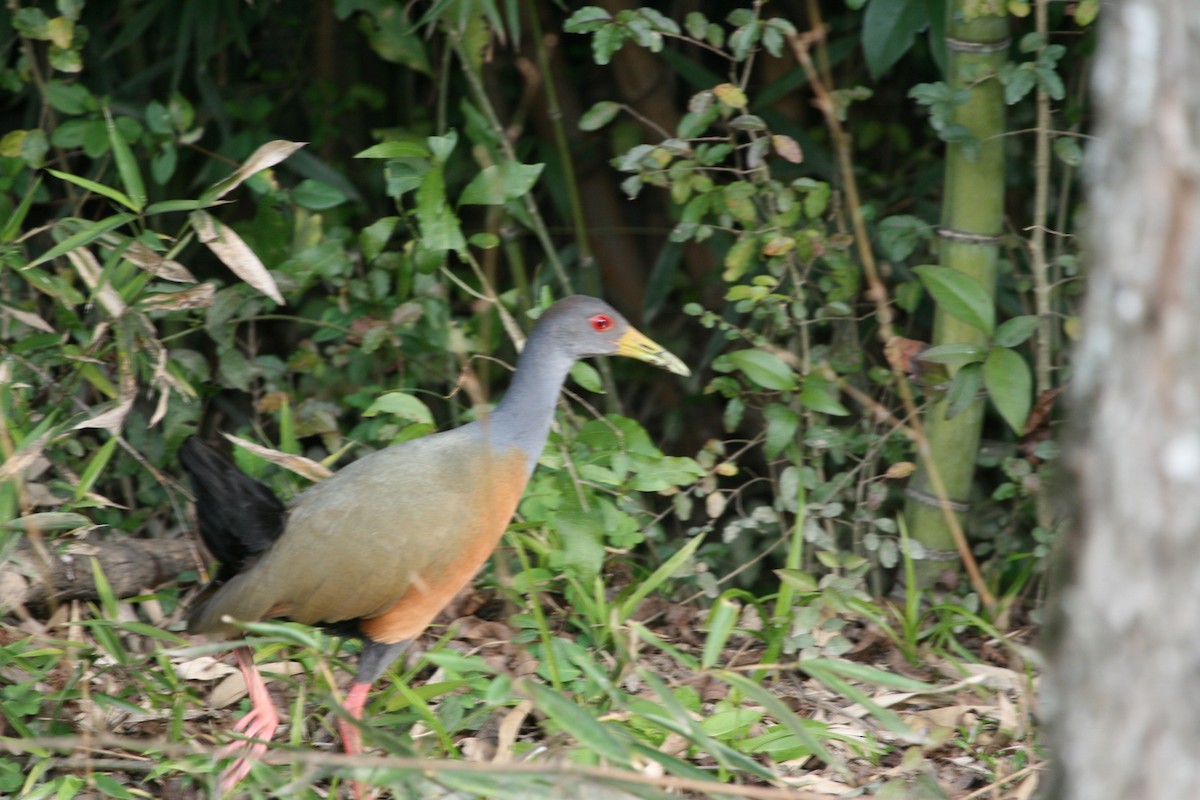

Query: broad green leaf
[[563, 6, 612, 33], [945, 362, 983, 420], [914, 264, 994, 334], [579, 100, 621, 131], [1053, 136, 1083, 167], [993, 315, 1040, 348], [862, 0, 929, 80], [426, 130, 458, 162], [553, 511, 606, 584], [878, 214, 929, 262], [569, 361, 603, 393], [800, 375, 850, 415], [354, 141, 431, 159], [458, 162, 544, 205], [722, 235, 758, 282], [984, 347, 1032, 434], [722, 349, 796, 391], [293, 179, 346, 210], [363, 391, 433, 423], [414, 164, 466, 254], [763, 402, 799, 458], [359, 216, 399, 263]]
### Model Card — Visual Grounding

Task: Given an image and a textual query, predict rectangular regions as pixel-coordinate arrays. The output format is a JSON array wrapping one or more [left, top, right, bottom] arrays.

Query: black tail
[[179, 436, 286, 581]]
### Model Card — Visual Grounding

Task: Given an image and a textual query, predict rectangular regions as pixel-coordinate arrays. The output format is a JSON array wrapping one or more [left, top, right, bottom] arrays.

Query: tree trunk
[[1047, 2, 1200, 797]]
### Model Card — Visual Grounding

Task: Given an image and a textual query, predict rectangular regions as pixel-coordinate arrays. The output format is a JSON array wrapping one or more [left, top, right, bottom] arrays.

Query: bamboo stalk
[[903, 4, 1009, 590]]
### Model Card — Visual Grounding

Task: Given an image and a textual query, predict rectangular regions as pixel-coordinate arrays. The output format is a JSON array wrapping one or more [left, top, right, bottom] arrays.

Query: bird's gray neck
[[482, 333, 574, 474]]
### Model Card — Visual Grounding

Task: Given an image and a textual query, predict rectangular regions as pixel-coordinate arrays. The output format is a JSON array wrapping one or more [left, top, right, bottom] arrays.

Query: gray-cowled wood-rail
[[179, 295, 689, 794]]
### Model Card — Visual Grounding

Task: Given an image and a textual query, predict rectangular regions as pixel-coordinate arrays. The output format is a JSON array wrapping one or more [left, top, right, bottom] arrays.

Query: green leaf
[[862, 0, 930, 80], [618, 532, 705, 621], [763, 403, 799, 458], [918, 343, 985, 365], [45, 168, 137, 212], [775, 568, 818, 593], [579, 101, 621, 131], [75, 436, 118, 502], [702, 594, 740, 670], [945, 362, 983, 420], [414, 164, 466, 254], [1, 176, 41, 243], [26, 213, 137, 268], [563, 6, 612, 33], [984, 347, 1032, 435], [878, 214, 928, 262], [553, 511, 606, 584], [800, 375, 850, 416], [569, 361, 603, 393], [104, 108, 146, 211], [458, 162, 544, 205], [363, 391, 433, 424], [722, 235, 759, 282], [1053, 135, 1083, 167], [913, 265, 994, 334], [359, 216, 399, 263], [426, 130, 458, 162], [525, 681, 631, 765], [354, 141, 431, 159], [993, 315, 1040, 348], [293, 179, 346, 210], [721, 349, 796, 391]]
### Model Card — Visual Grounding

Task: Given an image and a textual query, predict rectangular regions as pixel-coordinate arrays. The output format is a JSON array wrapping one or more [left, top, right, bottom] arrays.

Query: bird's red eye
[[590, 314, 613, 331]]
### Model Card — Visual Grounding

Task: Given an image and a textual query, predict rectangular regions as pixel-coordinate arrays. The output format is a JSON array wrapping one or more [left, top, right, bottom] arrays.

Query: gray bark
[[1047, 1, 1200, 797]]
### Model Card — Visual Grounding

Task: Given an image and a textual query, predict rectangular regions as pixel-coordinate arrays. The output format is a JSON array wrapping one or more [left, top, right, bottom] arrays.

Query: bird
[[179, 295, 689, 795]]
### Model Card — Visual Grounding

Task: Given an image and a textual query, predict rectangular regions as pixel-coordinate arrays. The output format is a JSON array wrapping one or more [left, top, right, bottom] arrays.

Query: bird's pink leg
[[216, 647, 280, 794], [337, 681, 373, 800]]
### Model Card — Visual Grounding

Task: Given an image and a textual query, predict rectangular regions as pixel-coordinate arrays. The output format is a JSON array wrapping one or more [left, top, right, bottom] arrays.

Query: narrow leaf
[[45, 168, 137, 212], [104, 107, 146, 210], [354, 141, 431, 159], [26, 214, 136, 269]]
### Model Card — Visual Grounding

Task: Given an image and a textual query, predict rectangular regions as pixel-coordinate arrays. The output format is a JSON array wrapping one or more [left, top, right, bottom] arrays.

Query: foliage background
[[0, 0, 1091, 797]]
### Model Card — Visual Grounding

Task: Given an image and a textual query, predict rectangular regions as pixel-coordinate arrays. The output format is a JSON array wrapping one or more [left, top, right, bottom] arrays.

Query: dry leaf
[[220, 432, 333, 481], [65, 247, 126, 317], [208, 140, 307, 201], [771, 134, 803, 163], [121, 241, 196, 282], [141, 282, 217, 312], [191, 210, 285, 305], [0, 304, 55, 333]]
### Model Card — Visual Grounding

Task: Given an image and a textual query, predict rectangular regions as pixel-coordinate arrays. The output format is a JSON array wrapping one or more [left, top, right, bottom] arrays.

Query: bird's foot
[[216, 700, 281, 793]]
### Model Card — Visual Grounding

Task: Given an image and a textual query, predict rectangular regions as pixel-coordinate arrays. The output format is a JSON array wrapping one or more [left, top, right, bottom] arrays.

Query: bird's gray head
[[532, 296, 689, 376]]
